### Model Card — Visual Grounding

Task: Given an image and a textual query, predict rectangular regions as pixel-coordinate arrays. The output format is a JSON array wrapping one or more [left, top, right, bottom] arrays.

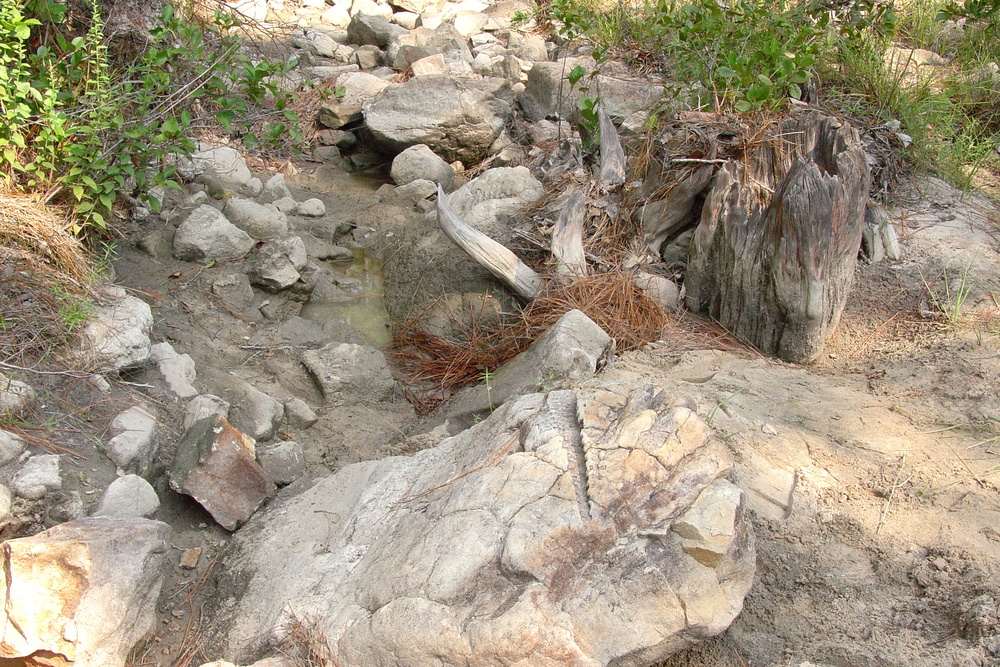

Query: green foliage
[[0, 0, 300, 233], [51, 285, 94, 333], [939, 0, 1000, 24]]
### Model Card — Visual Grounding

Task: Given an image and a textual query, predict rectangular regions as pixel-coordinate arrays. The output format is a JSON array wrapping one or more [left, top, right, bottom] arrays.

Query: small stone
[[92, 474, 160, 518], [301, 343, 396, 403], [390, 144, 454, 189], [272, 196, 299, 214], [184, 394, 232, 431], [762, 423, 778, 436], [149, 342, 198, 399], [260, 174, 293, 204], [242, 177, 264, 197], [104, 405, 158, 472], [0, 429, 27, 467], [249, 236, 309, 292], [223, 197, 289, 239], [0, 484, 12, 521], [258, 441, 306, 486], [0, 373, 35, 417], [180, 547, 202, 569], [297, 198, 326, 217], [392, 11, 419, 29], [410, 53, 448, 76], [355, 44, 383, 69], [11, 454, 62, 500], [284, 398, 319, 429], [173, 205, 255, 263]]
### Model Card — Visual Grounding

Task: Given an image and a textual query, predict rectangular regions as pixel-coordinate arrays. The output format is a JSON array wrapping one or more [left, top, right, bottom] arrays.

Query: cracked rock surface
[[206, 380, 755, 666]]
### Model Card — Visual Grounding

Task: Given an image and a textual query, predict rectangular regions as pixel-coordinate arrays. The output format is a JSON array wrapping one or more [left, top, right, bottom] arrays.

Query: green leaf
[[788, 82, 802, 99], [717, 66, 738, 79]]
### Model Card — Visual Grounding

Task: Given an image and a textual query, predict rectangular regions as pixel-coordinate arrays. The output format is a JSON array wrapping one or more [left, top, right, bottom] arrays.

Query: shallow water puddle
[[300, 252, 393, 348]]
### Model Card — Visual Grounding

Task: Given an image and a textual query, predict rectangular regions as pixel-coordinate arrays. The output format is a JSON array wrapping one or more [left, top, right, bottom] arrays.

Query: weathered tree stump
[[684, 111, 869, 363]]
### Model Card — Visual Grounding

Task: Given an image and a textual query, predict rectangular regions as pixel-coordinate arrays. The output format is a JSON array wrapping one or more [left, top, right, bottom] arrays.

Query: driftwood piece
[[638, 165, 715, 256], [685, 111, 869, 363], [436, 185, 543, 299], [598, 107, 626, 189], [551, 188, 588, 276]]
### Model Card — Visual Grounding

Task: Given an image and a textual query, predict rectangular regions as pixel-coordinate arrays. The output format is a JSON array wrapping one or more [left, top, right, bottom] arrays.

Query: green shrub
[[0, 0, 299, 233]]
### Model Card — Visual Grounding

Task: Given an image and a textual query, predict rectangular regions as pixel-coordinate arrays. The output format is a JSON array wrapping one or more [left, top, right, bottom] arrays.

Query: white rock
[[11, 454, 62, 500], [184, 394, 231, 431], [104, 405, 158, 471], [297, 198, 326, 217], [173, 205, 256, 263], [149, 342, 198, 399], [92, 474, 160, 518], [76, 285, 153, 372], [191, 146, 253, 187], [390, 144, 455, 188], [223, 197, 289, 239], [0, 373, 35, 416], [301, 343, 396, 403], [0, 429, 27, 467], [0, 484, 12, 521]]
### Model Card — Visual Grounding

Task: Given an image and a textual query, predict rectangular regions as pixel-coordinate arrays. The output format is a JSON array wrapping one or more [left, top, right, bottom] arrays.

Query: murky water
[[299, 251, 393, 348]]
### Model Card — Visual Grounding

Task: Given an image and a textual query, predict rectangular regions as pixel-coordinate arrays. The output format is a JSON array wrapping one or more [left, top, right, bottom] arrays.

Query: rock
[[513, 32, 547, 62], [249, 236, 309, 292], [190, 146, 253, 187], [272, 196, 299, 214], [294, 28, 339, 58], [317, 72, 391, 130], [104, 405, 158, 472], [387, 24, 472, 71], [392, 10, 419, 29], [92, 474, 160, 518], [447, 166, 543, 238], [301, 343, 396, 403], [347, 12, 403, 47], [411, 52, 449, 76], [0, 429, 27, 467], [49, 490, 86, 523], [173, 205, 256, 263], [390, 144, 455, 188], [207, 381, 754, 665], [355, 44, 384, 68], [185, 394, 232, 431], [221, 380, 285, 442], [0, 517, 170, 667], [447, 309, 613, 419], [321, 4, 351, 26], [0, 485, 12, 521], [297, 198, 326, 217], [364, 75, 512, 164], [149, 342, 198, 399], [212, 273, 258, 314], [260, 174, 293, 204], [257, 441, 306, 486], [76, 285, 153, 371], [180, 547, 201, 569], [169, 417, 276, 531], [635, 272, 681, 310], [452, 8, 486, 36], [0, 372, 35, 416], [223, 197, 290, 239], [284, 398, 319, 429], [11, 454, 61, 500], [242, 177, 263, 198]]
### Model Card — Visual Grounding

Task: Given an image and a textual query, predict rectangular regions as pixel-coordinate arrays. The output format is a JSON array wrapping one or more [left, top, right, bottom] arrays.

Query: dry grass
[[391, 270, 670, 413], [275, 613, 341, 667], [0, 191, 91, 280]]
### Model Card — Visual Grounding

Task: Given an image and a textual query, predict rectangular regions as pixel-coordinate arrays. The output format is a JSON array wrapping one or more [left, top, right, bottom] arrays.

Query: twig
[[876, 454, 912, 534]]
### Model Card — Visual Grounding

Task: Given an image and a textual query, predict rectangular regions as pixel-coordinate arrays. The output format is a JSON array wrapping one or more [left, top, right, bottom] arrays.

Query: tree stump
[[685, 111, 869, 363]]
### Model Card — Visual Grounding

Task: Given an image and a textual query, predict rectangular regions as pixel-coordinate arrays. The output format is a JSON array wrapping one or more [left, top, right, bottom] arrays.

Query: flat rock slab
[[169, 417, 275, 531], [302, 342, 396, 403], [0, 517, 170, 667], [208, 381, 755, 665]]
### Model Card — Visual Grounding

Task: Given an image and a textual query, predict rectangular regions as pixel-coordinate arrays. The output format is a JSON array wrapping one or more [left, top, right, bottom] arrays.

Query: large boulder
[[317, 72, 391, 130], [364, 75, 513, 164], [206, 381, 755, 665], [0, 517, 170, 667]]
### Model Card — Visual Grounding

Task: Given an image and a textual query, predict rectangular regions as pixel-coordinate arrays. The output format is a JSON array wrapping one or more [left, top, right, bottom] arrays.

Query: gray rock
[[257, 441, 306, 486], [448, 166, 543, 237], [207, 382, 755, 665], [76, 285, 153, 371], [355, 44, 384, 68], [0, 484, 11, 521], [410, 52, 449, 76], [104, 405, 158, 472], [284, 398, 319, 429], [169, 417, 276, 531], [260, 174, 293, 204], [173, 205, 256, 263], [223, 197, 289, 239], [242, 177, 263, 198], [92, 474, 160, 518], [249, 236, 309, 292], [347, 13, 403, 47], [222, 381, 285, 442], [318, 72, 391, 130], [297, 198, 326, 217], [272, 196, 299, 214], [190, 146, 253, 187], [149, 342, 198, 399], [635, 272, 681, 310], [184, 394, 232, 431], [294, 28, 339, 58], [387, 24, 472, 71], [390, 144, 455, 188], [11, 454, 62, 500], [0, 517, 170, 667], [447, 309, 613, 420], [513, 33, 547, 62], [0, 373, 35, 417], [302, 343, 396, 403], [364, 75, 512, 164], [0, 429, 27, 467], [211, 273, 257, 313]]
